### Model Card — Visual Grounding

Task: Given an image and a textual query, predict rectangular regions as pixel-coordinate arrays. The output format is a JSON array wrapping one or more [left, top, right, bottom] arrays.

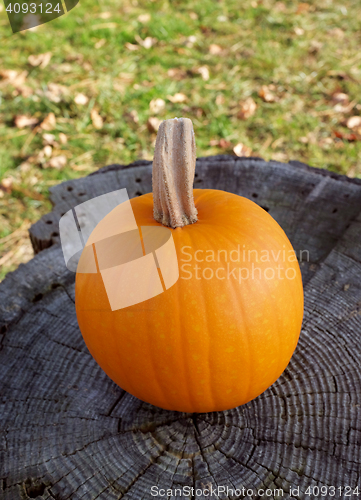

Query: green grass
[[0, 0, 361, 279]]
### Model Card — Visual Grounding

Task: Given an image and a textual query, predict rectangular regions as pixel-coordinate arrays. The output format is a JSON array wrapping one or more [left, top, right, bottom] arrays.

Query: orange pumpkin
[[75, 118, 303, 413]]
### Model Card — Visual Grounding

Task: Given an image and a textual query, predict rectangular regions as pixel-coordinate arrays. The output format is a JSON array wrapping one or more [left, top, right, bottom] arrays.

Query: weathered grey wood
[[1, 156, 361, 500]]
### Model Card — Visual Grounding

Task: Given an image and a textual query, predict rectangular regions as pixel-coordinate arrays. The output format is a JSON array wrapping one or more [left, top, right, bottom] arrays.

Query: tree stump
[[1, 156, 361, 500]]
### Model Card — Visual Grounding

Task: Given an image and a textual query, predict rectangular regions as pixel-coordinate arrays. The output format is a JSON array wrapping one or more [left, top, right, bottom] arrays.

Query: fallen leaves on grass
[[147, 117, 161, 133], [237, 97, 257, 119], [149, 98, 165, 114], [91, 108, 103, 129], [258, 85, 276, 102], [74, 93, 89, 105], [14, 115, 39, 128], [167, 93, 187, 103], [0, 69, 28, 86], [28, 52, 52, 68], [233, 143, 252, 157], [0, 221, 33, 276], [333, 130, 358, 142]]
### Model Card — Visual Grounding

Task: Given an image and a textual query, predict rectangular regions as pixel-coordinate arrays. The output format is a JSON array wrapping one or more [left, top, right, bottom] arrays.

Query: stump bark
[[1, 155, 361, 500]]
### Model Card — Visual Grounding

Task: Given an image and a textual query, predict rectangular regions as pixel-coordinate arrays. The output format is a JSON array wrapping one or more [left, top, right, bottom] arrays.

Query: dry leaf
[[48, 155, 67, 169], [237, 97, 257, 119], [91, 108, 103, 129], [319, 137, 333, 148], [149, 98, 165, 114], [0, 69, 28, 87], [42, 133, 56, 145], [294, 27, 304, 35], [41, 112, 56, 131], [332, 93, 354, 113], [14, 115, 39, 128], [0, 177, 13, 193], [233, 143, 252, 157], [332, 92, 349, 105], [147, 117, 161, 133], [328, 28, 344, 39], [333, 129, 358, 142], [189, 12, 198, 20], [66, 53, 84, 63], [137, 13, 151, 23], [219, 139, 232, 149], [274, 2, 286, 11], [59, 133, 68, 144], [271, 137, 285, 149], [258, 85, 276, 102], [129, 110, 139, 124], [167, 93, 187, 103], [217, 15, 228, 22], [195, 66, 210, 81], [296, 3, 310, 14], [135, 35, 155, 49], [83, 62, 92, 71], [99, 11, 111, 19], [346, 116, 361, 130], [309, 40, 323, 54], [184, 35, 197, 48], [19, 161, 32, 172], [167, 68, 187, 80], [209, 44, 223, 55], [43, 145, 53, 157], [125, 43, 139, 51], [272, 152, 288, 162], [216, 95, 225, 105], [43, 83, 67, 103], [74, 93, 89, 105], [95, 39, 106, 49], [28, 52, 52, 68], [57, 63, 73, 73]]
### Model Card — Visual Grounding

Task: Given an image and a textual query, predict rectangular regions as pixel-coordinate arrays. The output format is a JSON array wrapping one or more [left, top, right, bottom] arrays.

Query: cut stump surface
[[1, 156, 361, 499]]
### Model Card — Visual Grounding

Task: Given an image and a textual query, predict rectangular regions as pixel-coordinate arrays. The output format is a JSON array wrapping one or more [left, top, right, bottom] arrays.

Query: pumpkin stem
[[152, 117, 198, 228]]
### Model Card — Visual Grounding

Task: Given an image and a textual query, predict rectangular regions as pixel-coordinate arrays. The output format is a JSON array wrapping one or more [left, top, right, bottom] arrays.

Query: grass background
[[0, 0, 361, 279]]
